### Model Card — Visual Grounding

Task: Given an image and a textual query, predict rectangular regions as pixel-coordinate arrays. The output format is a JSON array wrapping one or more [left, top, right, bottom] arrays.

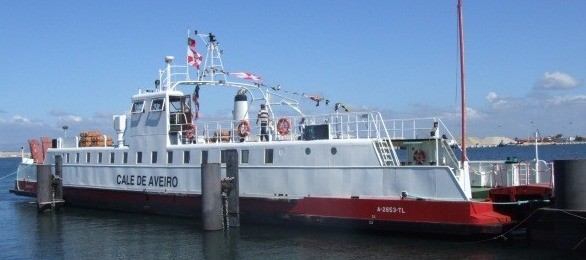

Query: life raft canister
[[237, 120, 252, 137], [413, 149, 426, 165], [277, 117, 291, 136], [185, 124, 197, 140]]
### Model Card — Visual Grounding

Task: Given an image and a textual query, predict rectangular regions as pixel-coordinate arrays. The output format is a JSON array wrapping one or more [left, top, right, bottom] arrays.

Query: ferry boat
[[9, 31, 517, 236]]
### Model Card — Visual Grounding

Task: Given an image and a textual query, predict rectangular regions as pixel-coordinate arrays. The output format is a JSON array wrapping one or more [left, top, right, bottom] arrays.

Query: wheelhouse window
[[98, 152, 103, 163], [221, 150, 226, 164], [110, 152, 115, 164], [265, 149, 273, 164], [169, 97, 183, 113], [151, 98, 165, 111], [86, 153, 91, 163], [169, 95, 191, 125], [123, 152, 128, 164], [131, 100, 145, 113], [151, 151, 158, 164], [76, 153, 80, 163], [66, 153, 70, 163], [183, 151, 190, 164], [136, 152, 143, 164]]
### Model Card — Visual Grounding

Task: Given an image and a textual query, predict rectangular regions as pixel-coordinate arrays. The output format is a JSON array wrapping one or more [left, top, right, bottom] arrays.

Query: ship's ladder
[[375, 139, 396, 166]]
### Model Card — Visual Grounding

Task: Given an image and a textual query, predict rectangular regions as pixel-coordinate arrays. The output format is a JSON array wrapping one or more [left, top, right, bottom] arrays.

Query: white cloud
[[465, 107, 483, 119], [534, 71, 581, 90], [485, 92, 510, 109], [546, 94, 586, 106], [66, 115, 83, 122], [0, 109, 117, 149], [48, 109, 84, 123], [486, 92, 498, 102], [10, 115, 31, 124]]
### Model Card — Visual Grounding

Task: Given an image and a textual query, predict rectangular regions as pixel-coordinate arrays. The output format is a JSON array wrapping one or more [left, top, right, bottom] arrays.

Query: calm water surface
[[1, 145, 585, 259]]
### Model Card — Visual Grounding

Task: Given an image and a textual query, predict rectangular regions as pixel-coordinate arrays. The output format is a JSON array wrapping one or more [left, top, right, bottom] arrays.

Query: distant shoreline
[[1, 142, 585, 158], [463, 141, 586, 148], [0, 152, 29, 158]]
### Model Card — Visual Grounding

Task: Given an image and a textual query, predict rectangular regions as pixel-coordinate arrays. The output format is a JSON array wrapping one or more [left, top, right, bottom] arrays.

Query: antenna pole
[[198, 33, 227, 82], [458, 0, 467, 164]]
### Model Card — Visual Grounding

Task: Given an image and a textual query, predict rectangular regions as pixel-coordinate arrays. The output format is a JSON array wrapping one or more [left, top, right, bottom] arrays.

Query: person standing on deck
[[257, 104, 270, 141]]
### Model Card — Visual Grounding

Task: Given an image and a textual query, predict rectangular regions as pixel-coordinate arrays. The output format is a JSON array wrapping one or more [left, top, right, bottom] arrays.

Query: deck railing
[[384, 117, 456, 141], [468, 160, 554, 188], [182, 111, 396, 144]]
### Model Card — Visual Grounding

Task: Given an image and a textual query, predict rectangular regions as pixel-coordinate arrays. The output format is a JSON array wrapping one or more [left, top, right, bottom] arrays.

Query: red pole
[[457, 0, 467, 164]]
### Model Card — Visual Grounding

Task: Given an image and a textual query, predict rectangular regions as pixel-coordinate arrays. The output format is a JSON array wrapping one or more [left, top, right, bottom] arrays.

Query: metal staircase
[[375, 139, 396, 166]]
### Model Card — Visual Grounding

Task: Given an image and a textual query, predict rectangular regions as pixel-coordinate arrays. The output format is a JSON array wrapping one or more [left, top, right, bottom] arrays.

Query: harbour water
[[1, 144, 585, 259]]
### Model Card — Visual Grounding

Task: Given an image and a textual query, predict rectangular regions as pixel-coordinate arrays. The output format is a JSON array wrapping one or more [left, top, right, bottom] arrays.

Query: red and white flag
[[188, 37, 196, 49], [187, 38, 202, 69], [230, 72, 262, 81], [187, 49, 202, 69]]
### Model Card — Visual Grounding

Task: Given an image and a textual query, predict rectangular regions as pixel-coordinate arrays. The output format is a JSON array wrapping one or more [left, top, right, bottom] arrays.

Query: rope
[[561, 209, 586, 221], [471, 200, 539, 205], [447, 208, 541, 245], [573, 237, 586, 252], [0, 171, 16, 180], [404, 193, 544, 206], [449, 207, 586, 246], [0, 163, 34, 181]]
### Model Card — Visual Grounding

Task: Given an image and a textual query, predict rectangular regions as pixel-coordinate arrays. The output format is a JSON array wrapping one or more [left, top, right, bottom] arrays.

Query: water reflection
[[203, 228, 241, 259]]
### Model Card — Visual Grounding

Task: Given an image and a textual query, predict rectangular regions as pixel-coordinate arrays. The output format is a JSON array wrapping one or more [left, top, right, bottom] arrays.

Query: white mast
[[534, 129, 540, 183], [164, 56, 174, 90], [198, 33, 227, 83]]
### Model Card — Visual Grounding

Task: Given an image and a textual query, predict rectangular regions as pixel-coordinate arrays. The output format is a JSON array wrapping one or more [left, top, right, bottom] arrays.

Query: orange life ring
[[413, 149, 426, 165], [237, 120, 251, 137], [277, 117, 291, 136], [185, 124, 196, 140]]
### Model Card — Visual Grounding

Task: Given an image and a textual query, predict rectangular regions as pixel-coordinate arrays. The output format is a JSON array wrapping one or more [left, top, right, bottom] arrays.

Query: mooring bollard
[[225, 149, 240, 227], [553, 159, 586, 252], [201, 162, 223, 231], [554, 159, 586, 210]]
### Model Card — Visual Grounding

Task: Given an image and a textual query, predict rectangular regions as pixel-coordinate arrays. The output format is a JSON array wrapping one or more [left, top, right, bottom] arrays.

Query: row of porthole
[[303, 147, 337, 155]]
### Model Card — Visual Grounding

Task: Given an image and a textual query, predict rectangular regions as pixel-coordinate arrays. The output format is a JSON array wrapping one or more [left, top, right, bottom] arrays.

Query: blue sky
[[1, 1, 585, 150]]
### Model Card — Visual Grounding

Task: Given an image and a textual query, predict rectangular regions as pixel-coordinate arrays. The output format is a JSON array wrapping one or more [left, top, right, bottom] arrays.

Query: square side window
[[137, 152, 143, 164], [184, 151, 190, 164], [265, 149, 273, 164], [167, 151, 173, 164], [241, 150, 249, 164]]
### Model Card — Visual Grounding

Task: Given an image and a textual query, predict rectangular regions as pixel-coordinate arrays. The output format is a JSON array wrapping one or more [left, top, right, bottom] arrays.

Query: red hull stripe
[[289, 197, 511, 225], [13, 182, 512, 234]]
